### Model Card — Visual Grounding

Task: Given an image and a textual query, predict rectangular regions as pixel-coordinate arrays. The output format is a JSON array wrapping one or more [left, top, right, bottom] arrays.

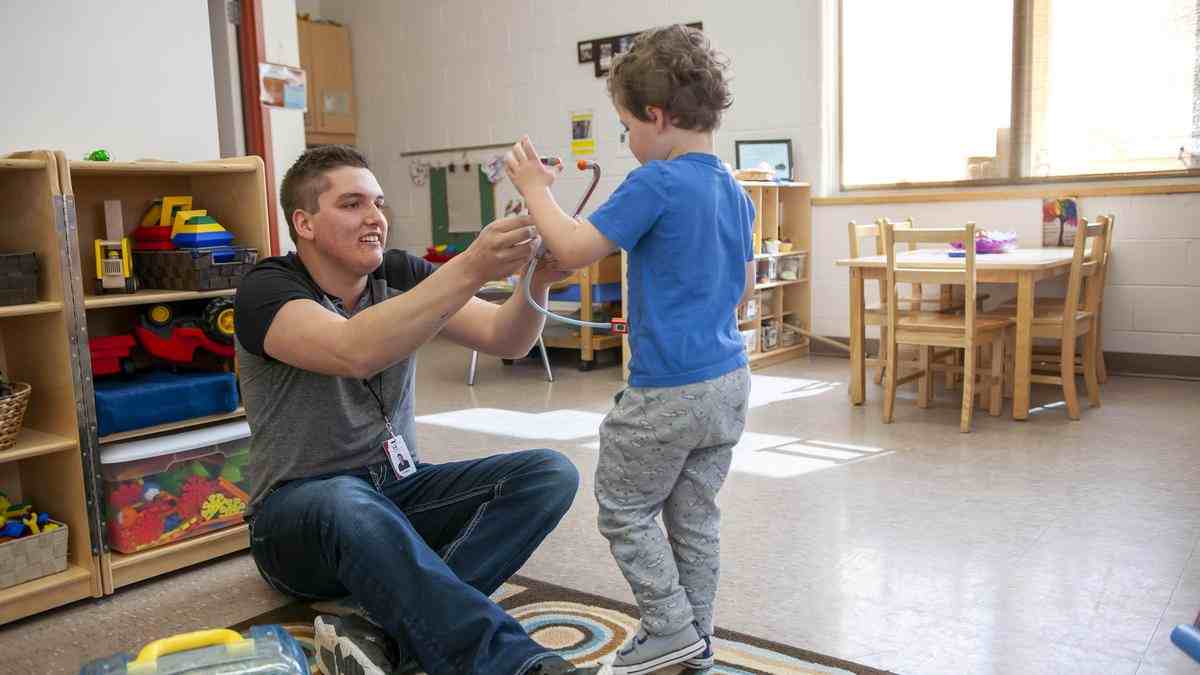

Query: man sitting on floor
[[235, 145, 599, 675]]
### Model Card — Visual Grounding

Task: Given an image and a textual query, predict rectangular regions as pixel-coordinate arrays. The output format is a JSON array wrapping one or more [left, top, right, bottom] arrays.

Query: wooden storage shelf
[[0, 151, 103, 625], [0, 564, 94, 625], [57, 154, 270, 601], [755, 278, 808, 290], [621, 182, 813, 379], [106, 523, 250, 592], [0, 301, 64, 318], [68, 160, 258, 176], [99, 407, 246, 444], [543, 252, 623, 370], [749, 342, 810, 368], [754, 250, 809, 260], [84, 287, 236, 310], [0, 429, 78, 464], [744, 182, 812, 370]]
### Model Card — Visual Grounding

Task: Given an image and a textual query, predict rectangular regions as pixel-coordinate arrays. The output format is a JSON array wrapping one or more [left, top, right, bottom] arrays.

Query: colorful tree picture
[[1042, 197, 1079, 247]]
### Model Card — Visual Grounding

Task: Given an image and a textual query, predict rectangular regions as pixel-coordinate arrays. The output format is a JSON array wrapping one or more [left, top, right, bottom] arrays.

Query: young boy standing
[[505, 24, 754, 674]]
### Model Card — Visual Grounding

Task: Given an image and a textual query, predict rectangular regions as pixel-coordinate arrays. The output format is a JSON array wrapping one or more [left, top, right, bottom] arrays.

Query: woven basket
[[0, 521, 68, 590], [0, 382, 31, 451]]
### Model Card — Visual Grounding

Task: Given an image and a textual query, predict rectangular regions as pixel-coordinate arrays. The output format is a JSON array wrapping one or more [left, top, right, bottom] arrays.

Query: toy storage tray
[[101, 421, 251, 554], [133, 246, 258, 291], [80, 624, 309, 674], [0, 520, 68, 590], [93, 370, 239, 437]]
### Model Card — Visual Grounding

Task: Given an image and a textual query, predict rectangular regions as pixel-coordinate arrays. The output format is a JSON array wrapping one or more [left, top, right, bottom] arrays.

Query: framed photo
[[577, 40, 594, 64], [735, 139, 793, 181], [594, 40, 614, 78]]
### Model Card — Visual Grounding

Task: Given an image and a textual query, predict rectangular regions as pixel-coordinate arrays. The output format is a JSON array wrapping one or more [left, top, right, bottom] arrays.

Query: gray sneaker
[[314, 613, 405, 675], [681, 631, 714, 670], [611, 623, 706, 675]]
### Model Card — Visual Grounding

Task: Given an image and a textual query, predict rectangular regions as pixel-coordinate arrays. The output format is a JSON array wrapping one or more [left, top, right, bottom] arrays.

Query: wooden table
[[836, 248, 1076, 420]]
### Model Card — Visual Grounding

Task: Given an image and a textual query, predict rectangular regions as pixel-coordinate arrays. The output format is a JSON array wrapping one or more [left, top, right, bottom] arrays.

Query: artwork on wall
[[577, 22, 703, 78], [1042, 197, 1079, 247]]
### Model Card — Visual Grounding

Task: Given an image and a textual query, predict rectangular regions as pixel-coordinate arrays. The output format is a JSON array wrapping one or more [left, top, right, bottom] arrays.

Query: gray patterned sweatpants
[[595, 366, 751, 637]]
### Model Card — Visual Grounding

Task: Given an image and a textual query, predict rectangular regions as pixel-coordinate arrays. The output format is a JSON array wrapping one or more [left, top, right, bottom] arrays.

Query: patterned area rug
[[232, 575, 890, 674]]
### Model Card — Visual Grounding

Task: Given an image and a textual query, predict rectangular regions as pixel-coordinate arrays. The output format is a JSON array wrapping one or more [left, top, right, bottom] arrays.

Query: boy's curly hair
[[607, 24, 732, 131], [280, 144, 370, 243]]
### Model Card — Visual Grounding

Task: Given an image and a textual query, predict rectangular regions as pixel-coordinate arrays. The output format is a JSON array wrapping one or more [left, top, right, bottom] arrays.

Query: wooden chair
[[848, 218, 960, 385], [881, 223, 1011, 433], [988, 218, 1109, 419], [1000, 214, 1115, 384]]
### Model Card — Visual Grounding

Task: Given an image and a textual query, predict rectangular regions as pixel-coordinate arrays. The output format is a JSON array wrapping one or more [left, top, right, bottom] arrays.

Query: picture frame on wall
[[735, 139, 794, 182], [594, 40, 614, 77], [577, 40, 594, 63]]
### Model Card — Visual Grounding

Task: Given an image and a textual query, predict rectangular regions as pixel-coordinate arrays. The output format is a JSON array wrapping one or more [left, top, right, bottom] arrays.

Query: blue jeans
[[248, 448, 579, 675]]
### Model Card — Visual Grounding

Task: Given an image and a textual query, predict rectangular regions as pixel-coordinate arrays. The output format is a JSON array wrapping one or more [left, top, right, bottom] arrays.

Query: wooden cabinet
[[740, 182, 812, 369], [56, 156, 270, 594], [619, 182, 813, 379], [0, 152, 271, 626], [0, 151, 103, 624], [298, 17, 356, 146]]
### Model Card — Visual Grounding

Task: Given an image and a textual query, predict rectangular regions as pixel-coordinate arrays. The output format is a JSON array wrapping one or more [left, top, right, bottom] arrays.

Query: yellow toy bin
[[101, 421, 251, 554]]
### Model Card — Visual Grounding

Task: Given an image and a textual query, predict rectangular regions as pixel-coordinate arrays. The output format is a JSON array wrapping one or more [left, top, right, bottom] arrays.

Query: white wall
[[813, 196, 1200, 357], [263, 0, 308, 255], [323, 0, 1197, 357], [0, 1, 219, 162], [321, 0, 822, 255]]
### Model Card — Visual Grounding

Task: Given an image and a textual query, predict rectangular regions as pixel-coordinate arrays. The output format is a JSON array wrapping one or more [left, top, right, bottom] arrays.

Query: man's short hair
[[607, 24, 733, 131], [279, 145, 370, 243]]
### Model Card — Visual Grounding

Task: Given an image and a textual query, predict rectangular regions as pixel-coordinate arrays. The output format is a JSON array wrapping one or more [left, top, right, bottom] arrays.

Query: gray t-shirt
[[234, 251, 435, 512]]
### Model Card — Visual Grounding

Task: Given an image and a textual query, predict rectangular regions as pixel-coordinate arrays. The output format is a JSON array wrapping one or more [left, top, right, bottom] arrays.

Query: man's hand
[[457, 214, 539, 284], [504, 136, 560, 195], [526, 248, 573, 289]]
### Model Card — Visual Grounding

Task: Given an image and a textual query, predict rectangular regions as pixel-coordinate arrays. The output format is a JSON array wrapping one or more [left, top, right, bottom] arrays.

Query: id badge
[[385, 434, 417, 480]]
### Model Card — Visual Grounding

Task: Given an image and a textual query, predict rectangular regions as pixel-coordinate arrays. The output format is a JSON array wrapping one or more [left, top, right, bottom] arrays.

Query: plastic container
[[780, 253, 806, 281], [740, 328, 758, 354], [761, 320, 780, 352], [101, 421, 251, 554], [79, 624, 309, 674]]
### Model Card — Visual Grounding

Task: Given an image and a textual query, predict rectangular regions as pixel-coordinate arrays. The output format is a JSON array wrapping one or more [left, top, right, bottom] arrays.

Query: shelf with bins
[[0, 152, 102, 625], [106, 522, 249, 591], [738, 182, 812, 368], [59, 155, 269, 594]]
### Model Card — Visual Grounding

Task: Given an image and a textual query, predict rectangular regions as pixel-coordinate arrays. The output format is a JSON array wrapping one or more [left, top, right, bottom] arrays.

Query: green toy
[[85, 149, 111, 161]]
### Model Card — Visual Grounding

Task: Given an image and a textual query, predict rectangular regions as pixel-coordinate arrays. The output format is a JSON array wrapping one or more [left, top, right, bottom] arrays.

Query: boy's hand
[[504, 136, 560, 194]]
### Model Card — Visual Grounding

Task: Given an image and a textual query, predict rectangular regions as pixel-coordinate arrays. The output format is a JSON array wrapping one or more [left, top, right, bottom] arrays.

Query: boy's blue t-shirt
[[588, 152, 755, 387]]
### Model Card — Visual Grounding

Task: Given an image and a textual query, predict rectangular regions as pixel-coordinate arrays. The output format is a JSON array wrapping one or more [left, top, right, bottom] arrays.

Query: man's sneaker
[[681, 630, 714, 670], [526, 654, 602, 674], [314, 613, 404, 675], [610, 622, 706, 675]]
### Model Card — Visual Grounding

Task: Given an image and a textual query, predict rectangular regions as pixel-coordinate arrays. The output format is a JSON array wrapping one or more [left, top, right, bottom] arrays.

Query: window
[[840, 0, 1199, 188]]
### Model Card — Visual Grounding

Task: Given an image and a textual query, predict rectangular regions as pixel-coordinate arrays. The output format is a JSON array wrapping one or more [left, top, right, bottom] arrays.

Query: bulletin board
[[429, 165, 496, 249]]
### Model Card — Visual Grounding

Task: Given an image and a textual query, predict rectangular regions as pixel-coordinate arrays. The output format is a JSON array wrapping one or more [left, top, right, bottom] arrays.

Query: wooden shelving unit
[[105, 523, 249, 592], [741, 182, 812, 369], [57, 155, 269, 595], [618, 182, 813, 380], [540, 252, 624, 371], [0, 151, 103, 624]]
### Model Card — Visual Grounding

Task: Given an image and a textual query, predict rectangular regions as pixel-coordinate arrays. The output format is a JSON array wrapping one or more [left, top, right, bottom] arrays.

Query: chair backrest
[[882, 222, 977, 334], [1066, 218, 1110, 339], [846, 217, 915, 258], [1091, 213, 1115, 295]]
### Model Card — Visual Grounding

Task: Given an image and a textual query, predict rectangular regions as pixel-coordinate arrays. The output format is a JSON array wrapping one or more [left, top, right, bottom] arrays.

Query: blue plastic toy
[[1171, 621, 1200, 664]]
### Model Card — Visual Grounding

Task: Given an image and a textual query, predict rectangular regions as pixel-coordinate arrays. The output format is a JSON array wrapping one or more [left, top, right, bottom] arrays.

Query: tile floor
[[4, 338, 1198, 674]]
